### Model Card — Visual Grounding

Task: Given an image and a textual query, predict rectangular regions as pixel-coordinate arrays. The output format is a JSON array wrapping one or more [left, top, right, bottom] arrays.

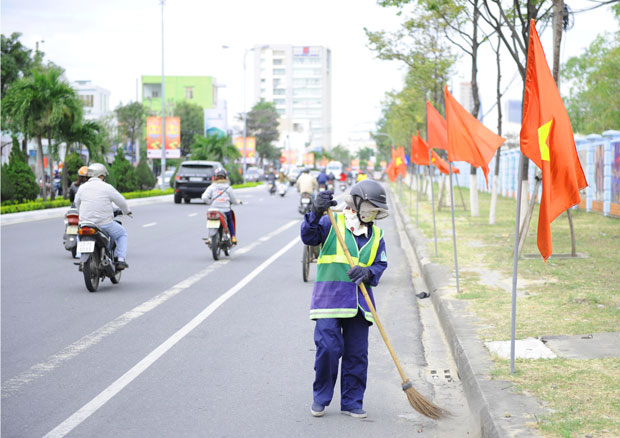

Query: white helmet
[[88, 163, 108, 178]]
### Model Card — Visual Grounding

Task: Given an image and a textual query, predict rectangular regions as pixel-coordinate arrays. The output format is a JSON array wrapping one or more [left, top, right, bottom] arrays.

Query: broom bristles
[[402, 380, 447, 419]]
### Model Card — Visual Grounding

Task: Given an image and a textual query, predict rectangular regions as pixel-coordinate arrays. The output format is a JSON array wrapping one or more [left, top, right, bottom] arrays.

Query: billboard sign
[[146, 117, 181, 159]]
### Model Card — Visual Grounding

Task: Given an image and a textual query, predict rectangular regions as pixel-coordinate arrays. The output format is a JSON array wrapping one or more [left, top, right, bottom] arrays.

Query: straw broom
[[326, 208, 445, 419]]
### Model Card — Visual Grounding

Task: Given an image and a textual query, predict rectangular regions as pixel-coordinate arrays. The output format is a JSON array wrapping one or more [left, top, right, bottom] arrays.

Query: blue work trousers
[[313, 310, 369, 410]]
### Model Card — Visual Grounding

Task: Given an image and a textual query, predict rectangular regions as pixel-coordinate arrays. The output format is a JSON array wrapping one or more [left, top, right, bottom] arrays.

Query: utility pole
[[160, 0, 166, 187]]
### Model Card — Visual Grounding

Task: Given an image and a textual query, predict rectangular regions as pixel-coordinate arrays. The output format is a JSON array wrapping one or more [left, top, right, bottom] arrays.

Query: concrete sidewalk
[[389, 186, 547, 438]]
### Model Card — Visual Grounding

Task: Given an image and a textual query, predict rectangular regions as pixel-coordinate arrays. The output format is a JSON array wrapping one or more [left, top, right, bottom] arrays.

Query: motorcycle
[[327, 181, 335, 192], [204, 208, 235, 260], [277, 182, 288, 197], [63, 207, 80, 258], [339, 181, 347, 192], [268, 181, 276, 195], [75, 209, 126, 292], [298, 192, 313, 215]]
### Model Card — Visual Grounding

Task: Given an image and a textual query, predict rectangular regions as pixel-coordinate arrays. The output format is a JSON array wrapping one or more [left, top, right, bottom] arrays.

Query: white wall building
[[71, 80, 111, 120], [253, 44, 332, 153]]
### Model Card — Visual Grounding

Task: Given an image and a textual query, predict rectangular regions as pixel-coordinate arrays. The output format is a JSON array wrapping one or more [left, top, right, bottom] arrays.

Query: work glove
[[312, 191, 336, 217], [347, 266, 371, 285]]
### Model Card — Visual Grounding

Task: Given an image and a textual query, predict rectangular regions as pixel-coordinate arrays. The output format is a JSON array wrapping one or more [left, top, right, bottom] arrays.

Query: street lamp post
[[242, 48, 251, 184], [160, 0, 166, 190]]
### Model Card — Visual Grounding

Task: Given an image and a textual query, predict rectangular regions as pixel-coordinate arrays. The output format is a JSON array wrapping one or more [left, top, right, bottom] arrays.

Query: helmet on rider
[[214, 168, 228, 181], [344, 179, 389, 224], [88, 163, 108, 179], [78, 166, 89, 176]]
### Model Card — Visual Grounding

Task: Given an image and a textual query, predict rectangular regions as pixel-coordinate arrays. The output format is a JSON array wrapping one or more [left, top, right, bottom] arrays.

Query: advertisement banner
[[146, 117, 181, 159], [234, 137, 256, 159], [303, 153, 314, 166], [318, 156, 329, 168], [351, 159, 360, 170], [280, 149, 298, 165]]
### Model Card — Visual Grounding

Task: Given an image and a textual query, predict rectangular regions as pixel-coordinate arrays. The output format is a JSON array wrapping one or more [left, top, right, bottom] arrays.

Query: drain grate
[[429, 369, 454, 382]]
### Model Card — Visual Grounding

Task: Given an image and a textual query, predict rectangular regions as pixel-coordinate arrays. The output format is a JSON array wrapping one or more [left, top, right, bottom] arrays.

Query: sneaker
[[311, 402, 325, 417], [117, 260, 129, 270], [341, 408, 367, 418]]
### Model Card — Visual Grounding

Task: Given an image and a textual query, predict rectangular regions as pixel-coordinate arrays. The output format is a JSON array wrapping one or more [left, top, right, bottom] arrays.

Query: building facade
[[253, 45, 332, 153], [71, 80, 111, 120], [141, 75, 217, 115]]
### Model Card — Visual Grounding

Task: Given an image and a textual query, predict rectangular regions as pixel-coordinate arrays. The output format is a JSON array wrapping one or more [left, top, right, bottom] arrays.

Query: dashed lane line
[[43, 235, 301, 438]]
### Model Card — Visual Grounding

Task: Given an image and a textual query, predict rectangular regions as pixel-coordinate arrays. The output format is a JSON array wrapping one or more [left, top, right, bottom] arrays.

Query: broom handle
[[326, 208, 408, 383]]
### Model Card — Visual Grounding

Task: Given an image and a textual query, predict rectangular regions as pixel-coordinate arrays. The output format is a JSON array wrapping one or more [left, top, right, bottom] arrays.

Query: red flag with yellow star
[[520, 19, 587, 261], [393, 146, 407, 178]]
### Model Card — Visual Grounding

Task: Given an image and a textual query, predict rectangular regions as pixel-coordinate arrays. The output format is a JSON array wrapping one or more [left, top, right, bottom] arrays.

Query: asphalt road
[[2, 184, 476, 437]]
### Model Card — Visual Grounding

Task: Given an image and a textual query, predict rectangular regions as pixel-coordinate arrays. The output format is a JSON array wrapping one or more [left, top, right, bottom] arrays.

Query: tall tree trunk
[[490, 31, 503, 225], [47, 129, 55, 201], [469, 0, 481, 217], [21, 135, 28, 155], [36, 135, 47, 201], [551, 0, 577, 256]]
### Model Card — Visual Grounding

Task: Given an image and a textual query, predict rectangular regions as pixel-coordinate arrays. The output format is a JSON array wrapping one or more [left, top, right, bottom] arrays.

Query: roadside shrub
[[1, 164, 15, 201], [64, 152, 85, 185], [109, 148, 138, 192], [136, 157, 156, 190], [4, 147, 39, 202]]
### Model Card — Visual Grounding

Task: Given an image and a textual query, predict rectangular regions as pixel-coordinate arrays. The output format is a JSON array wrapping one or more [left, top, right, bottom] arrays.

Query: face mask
[[358, 201, 378, 224], [343, 207, 368, 236]]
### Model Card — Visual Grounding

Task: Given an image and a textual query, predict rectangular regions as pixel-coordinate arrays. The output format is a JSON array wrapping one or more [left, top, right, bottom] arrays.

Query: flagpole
[[416, 164, 420, 226], [409, 162, 413, 217], [429, 149, 438, 256], [448, 162, 461, 294], [510, 153, 526, 374]]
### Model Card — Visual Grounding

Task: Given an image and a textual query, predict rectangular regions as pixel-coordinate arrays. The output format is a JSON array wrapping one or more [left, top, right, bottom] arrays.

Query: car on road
[[245, 167, 262, 182], [156, 170, 175, 190], [173, 160, 223, 204], [287, 167, 304, 185]]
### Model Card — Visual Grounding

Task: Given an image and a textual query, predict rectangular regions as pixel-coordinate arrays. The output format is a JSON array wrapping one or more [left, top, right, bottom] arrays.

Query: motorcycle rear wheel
[[211, 231, 221, 260], [110, 265, 122, 284], [83, 252, 100, 292]]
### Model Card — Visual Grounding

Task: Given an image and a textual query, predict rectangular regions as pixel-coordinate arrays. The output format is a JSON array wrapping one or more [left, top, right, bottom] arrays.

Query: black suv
[[173, 160, 223, 204]]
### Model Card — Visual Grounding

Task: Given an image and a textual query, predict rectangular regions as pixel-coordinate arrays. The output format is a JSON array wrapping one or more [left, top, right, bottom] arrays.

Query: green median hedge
[[0, 183, 261, 215]]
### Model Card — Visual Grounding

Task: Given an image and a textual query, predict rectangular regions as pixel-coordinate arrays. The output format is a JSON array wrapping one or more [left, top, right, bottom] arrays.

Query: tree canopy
[[173, 101, 204, 156], [245, 99, 280, 161]]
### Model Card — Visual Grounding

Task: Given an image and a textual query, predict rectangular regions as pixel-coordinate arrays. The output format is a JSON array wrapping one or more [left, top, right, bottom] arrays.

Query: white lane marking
[[188, 213, 198, 217], [1, 219, 300, 399], [142, 222, 157, 228], [43, 236, 301, 438]]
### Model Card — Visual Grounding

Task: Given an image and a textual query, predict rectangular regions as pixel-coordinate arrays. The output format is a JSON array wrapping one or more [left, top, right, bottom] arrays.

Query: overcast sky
[[2, 0, 616, 144]]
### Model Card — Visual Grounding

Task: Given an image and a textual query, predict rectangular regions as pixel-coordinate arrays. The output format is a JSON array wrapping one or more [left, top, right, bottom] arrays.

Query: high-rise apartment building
[[253, 45, 332, 153]]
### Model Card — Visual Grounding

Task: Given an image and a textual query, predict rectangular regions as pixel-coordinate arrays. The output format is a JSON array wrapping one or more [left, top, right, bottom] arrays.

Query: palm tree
[[60, 119, 104, 196], [1, 67, 79, 200], [190, 134, 240, 163]]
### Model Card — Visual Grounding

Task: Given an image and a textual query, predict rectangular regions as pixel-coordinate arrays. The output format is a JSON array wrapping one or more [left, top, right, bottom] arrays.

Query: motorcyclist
[[75, 163, 131, 270], [68, 166, 90, 204], [339, 172, 347, 183], [300, 180, 389, 418], [317, 168, 328, 189], [356, 170, 368, 182], [278, 170, 288, 184], [201, 168, 241, 244], [266, 169, 277, 194], [296, 168, 318, 197]]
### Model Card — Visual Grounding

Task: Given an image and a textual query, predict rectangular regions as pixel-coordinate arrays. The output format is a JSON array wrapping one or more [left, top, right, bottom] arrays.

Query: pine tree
[[109, 148, 138, 192], [4, 146, 39, 202], [136, 156, 156, 190]]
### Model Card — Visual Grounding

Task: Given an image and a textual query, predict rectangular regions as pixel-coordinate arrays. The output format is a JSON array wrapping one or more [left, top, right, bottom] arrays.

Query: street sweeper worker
[[300, 179, 389, 419]]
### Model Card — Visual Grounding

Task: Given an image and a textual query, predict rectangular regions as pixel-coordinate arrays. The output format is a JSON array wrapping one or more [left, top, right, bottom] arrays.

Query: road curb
[[0, 195, 174, 226], [389, 187, 545, 438]]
